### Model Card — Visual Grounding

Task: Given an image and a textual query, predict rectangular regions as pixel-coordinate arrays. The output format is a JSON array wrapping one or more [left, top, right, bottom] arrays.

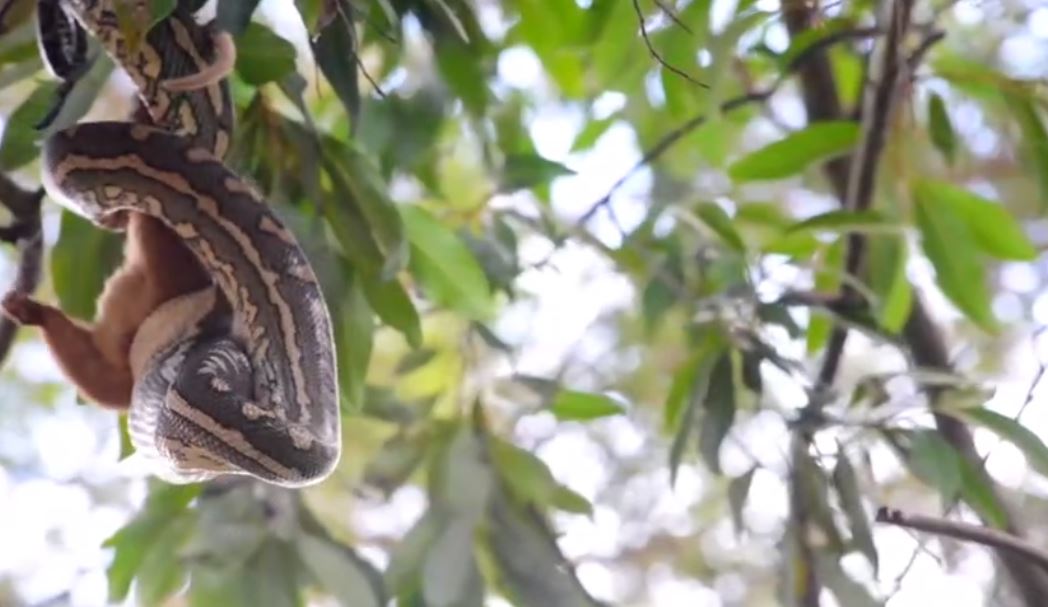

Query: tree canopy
[[2, 0, 1048, 605]]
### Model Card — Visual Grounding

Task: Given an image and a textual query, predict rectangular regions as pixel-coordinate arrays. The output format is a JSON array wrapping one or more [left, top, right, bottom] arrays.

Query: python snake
[[37, 0, 341, 486]]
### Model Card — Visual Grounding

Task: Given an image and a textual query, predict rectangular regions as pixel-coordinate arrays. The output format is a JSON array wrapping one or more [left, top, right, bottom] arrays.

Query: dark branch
[[817, 0, 921, 386], [781, 0, 1048, 602], [876, 507, 1048, 574], [631, 0, 708, 89], [0, 177, 44, 370], [651, 0, 692, 34]]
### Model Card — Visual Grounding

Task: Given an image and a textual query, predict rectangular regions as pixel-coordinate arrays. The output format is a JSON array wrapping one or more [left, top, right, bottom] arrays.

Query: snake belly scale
[[39, 0, 341, 486]]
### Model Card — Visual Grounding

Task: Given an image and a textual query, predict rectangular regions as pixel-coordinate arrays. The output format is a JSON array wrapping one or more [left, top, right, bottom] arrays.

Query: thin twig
[[651, 0, 692, 34], [576, 89, 772, 226], [630, 0, 708, 89], [576, 25, 885, 228], [876, 507, 1048, 574]]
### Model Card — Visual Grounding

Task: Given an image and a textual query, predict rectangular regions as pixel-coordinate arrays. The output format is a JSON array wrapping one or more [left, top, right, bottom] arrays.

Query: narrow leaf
[[729, 121, 859, 181], [235, 23, 297, 85], [832, 452, 877, 571], [296, 534, 384, 607], [312, 0, 360, 128], [956, 407, 1048, 480], [402, 206, 493, 320], [500, 153, 574, 192], [914, 179, 1036, 261], [548, 390, 624, 421], [696, 202, 745, 251], [487, 488, 602, 607], [786, 209, 893, 235], [728, 467, 756, 535], [698, 352, 736, 475], [927, 92, 956, 164], [913, 188, 995, 330], [904, 430, 963, 502], [0, 82, 58, 169], [50, 212, 124, 320]]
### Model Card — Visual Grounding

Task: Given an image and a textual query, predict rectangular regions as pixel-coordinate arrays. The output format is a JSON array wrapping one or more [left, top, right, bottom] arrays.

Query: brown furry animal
[[2, 213, 209, 408]]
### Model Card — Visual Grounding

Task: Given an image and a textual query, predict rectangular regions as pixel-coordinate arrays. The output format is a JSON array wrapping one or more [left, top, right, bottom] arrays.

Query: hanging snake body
[[39, 0, 341, 486]]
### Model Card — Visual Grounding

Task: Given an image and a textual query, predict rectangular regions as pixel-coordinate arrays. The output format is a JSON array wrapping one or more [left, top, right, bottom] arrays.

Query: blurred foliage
[[1, 0, 1048, 605]]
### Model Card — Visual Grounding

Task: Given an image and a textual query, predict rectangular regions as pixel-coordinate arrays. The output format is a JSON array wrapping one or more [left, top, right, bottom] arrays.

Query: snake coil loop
[[39, 0, 341, 486]]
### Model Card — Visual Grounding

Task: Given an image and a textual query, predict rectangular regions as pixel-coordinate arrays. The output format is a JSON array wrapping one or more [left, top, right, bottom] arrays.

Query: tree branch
[[0, 175, 43, 371], [876, 507, 1048, 574], [782, 0, 1048, 601], [630, 0, 707, 89]]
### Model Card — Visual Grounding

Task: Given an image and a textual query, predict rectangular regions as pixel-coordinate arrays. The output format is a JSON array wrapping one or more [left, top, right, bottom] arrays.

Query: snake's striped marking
[[44, 0, 341, 486]]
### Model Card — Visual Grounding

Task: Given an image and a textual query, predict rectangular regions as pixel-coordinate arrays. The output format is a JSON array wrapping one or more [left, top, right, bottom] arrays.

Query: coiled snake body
[[37, 0, 341, 486]]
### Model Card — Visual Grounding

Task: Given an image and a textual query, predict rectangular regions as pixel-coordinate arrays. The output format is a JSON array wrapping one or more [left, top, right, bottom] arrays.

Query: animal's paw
[[1, 291, 46, 326]]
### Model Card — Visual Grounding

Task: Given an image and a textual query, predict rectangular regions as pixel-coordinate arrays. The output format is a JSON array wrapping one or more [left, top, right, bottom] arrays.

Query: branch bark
[[782, 0, 1048, 602], [877, 507, 1048, 574]]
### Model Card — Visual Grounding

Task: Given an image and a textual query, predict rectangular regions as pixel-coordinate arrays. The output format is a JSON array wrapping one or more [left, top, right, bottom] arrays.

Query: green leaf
[[696, 202, 745, 251], [956, 407, 1048, 480], [905, 430, 962, 502], [500, 153, 575, 192], [814, 553, 881, 607], [296, 534, 384, 607], [216, 0, 262, 35], [104, 484, 200, 602], [794, 447, 844, 550], [667, 336, 725, 483], [50, 212, 124, 320], [786, 209, 893, 235], [402, 206, 493, 320], [144, 0, 175, 29], [316, 135, 408, 279], [435, 38, 488, 117], [548, 390, 624, 421], [958, 455, 1008, 528], [866, 234, 912, 333], [491, 438, 592, 515], [832, 452, 877, 571], [235, 23, 297, 85], [437, 424, 494, 520], [312, 0, 360, 127], [1007, 94, 1048, 210], [728, 121, 860, 181], [570, 116, 616, 152], [422, 520, 484, 607], [385, 512, 444, 596], [913, 186, 995, 330], [117, 415, 134, 460], [807, 238, 844, 353], [331, 270, 373, 411], [727, 467, 755, 535], [0, 82, 58, 169], [698, 352, 736, 474], [487, 489, 602, 607], [39, 54, 115, 136], [927, 92, 956, 164], [134, 514, 193, 606], [365, 432, 429, 494], [914, 179, 1036, 261], [360, 272, 422, 347]]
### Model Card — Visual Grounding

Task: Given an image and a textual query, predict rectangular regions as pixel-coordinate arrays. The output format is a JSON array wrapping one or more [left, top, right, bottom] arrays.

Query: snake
[[35, 0, 341, 486]]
